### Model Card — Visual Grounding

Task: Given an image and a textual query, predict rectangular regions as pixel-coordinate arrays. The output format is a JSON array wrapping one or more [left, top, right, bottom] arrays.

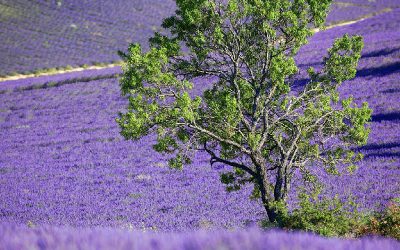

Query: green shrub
[[64, 65, 73, 70], [355, 201, 400, 240], [261, 186, 400, 240], [275, 188, 361, 237]]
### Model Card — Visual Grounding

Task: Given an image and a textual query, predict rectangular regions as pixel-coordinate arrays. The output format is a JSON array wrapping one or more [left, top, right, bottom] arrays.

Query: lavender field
[[0, 0, 176, 76], [1, 224, 399, 250], [0, 1, 400, 249], [1, 0, 400, 76]]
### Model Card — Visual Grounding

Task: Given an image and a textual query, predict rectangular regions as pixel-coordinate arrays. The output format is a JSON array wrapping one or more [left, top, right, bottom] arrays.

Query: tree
[[117, 0, 372, 224]]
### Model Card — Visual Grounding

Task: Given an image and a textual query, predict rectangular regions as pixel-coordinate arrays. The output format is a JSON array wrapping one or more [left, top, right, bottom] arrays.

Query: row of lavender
[[1, 8, 399, 231], [1, 224, 399, 250], [1, 0, 400, 77]]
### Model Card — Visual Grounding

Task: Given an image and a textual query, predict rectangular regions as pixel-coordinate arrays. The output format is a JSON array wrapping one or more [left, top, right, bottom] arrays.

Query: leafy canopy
[[117, 0, 371, 222]]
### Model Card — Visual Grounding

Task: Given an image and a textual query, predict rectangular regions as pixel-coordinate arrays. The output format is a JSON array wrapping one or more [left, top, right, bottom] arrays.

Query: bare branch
[[204, 142, 257, 177], [188, 124, 252, 155]]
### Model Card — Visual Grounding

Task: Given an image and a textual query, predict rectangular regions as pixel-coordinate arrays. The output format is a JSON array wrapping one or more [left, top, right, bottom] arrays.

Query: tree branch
[[188, 124, 252, 155], [203, 142, 257, 177]]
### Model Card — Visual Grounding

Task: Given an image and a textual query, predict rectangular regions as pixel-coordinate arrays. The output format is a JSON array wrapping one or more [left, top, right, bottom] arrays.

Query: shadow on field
[[364, 152, 400, 159], [358, 142, 400, 160], [371, 112, 400, 122], [381, 88, 400, 94], [362, 47, 400, 59], [360, 142, 400, 151], [356, 61, 400, 78]]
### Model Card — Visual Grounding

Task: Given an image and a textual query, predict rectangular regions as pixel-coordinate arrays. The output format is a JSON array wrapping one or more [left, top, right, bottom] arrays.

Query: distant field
[[0, 0, 399, 77], [327, 0, 400, 25], [0, 0, 176, 76]]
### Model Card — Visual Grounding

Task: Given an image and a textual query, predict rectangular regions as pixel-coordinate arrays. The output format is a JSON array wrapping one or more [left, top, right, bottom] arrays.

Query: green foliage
[[275, 188, 361, 237], [262, 192, 400, 239], [168, 154, 189, 169], [324, 35, 364, 84], [355, 201, 400, 240], [220, 167, 250, 192], [117, 0, 371, 225]]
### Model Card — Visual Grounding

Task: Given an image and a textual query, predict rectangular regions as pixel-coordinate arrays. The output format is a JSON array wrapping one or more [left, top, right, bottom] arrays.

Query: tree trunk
[[253, 155, 287, 224], [262, 195, 284, 224], [265, 205, 280, 222], [274, 167, 284, 200], [261, 191, 286, 224]]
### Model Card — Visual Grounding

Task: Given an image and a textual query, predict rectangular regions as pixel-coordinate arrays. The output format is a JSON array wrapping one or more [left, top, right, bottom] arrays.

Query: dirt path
[[312, 7, 392, 33], [0, 63, 121, 82], [0, 8, 392, 83]]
